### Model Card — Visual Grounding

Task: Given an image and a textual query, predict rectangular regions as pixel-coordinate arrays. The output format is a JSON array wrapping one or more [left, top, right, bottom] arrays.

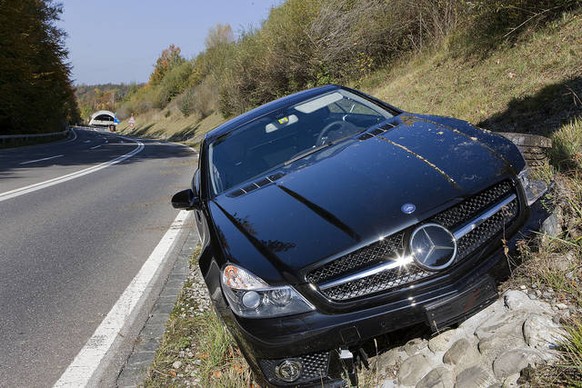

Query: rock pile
[[369, 290, 565, 387]]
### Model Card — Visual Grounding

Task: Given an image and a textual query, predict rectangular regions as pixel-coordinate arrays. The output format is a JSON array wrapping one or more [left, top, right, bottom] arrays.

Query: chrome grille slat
[[453, 194, 516, 240], [306, 233, 403, 284]]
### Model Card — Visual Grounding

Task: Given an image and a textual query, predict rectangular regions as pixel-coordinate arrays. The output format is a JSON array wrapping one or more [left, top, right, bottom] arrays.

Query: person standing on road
[[128, 114, 136, 129]]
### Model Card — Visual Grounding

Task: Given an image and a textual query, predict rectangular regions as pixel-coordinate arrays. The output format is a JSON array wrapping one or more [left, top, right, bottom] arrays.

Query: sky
[[58, 0, 282, 85]]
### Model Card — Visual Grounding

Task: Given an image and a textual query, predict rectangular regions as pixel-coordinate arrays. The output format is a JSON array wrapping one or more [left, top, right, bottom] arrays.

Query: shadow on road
[[0, 128, 197, 178]]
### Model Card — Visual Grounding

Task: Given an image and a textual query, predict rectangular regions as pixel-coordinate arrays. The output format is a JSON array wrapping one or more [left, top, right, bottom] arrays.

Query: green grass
[[143, 248, 250, 387], [562, 320, 582, 387]]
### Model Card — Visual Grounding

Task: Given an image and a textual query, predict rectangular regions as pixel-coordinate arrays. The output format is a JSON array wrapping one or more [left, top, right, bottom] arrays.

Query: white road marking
[[53, 210, 192, 387], [0, 137, 144, 203], [62, 128, 79, 144], [90, 145, 102, 150], [19, 154, 64, 165]]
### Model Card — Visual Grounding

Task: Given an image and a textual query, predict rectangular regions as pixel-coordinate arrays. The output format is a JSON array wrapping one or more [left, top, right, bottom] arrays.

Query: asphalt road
[[0, 128, 196, 387]]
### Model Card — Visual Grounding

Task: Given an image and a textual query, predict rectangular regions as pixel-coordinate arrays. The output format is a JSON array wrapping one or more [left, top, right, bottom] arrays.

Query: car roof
[[204, 84, 341, 143]]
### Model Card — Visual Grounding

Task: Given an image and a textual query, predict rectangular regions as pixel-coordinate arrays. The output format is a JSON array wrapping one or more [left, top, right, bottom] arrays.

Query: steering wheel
[[316, 120, 358, 146]]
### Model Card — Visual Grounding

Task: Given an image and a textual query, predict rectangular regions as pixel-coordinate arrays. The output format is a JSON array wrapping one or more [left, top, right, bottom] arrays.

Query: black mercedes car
[[172, 85, 549, 387]]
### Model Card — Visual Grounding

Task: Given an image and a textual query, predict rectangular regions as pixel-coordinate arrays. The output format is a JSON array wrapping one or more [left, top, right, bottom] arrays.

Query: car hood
[[212, 114, 517, 278]]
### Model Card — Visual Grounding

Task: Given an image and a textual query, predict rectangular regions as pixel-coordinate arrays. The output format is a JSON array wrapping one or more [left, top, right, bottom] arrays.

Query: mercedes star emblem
[[409, 223, 457, 271], [401, 203, 416, 214]]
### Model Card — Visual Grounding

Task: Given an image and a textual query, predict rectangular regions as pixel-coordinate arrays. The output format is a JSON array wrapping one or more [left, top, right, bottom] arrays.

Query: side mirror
[[171, 189, 200, 210]]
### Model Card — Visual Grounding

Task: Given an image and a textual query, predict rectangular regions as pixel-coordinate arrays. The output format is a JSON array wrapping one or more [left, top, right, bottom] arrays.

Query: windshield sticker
[[265, 114, 298, 133], [295, 92, 343, 113]]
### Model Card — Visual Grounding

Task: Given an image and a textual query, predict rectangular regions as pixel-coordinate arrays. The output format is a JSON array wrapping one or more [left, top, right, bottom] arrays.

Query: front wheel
[[499, 132, 551, 167]]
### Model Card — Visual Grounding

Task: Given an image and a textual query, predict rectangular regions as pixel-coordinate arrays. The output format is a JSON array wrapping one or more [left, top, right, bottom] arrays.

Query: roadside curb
[[116, 222, 199, 387]]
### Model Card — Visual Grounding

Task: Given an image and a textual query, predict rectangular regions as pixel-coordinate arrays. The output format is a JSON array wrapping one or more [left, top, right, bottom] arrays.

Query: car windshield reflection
[[209, 89, 393, 195]]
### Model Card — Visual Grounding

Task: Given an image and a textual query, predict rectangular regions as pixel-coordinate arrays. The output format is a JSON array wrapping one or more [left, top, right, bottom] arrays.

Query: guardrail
[[0, 128, 70, 145]]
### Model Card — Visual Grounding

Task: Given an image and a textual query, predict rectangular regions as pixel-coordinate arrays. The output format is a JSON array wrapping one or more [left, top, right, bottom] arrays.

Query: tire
[[498, 132, 552, 167]]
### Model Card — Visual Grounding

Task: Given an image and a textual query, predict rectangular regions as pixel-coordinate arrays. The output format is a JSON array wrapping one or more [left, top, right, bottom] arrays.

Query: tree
[[149, 44, 185, 86], [205, 24, 234, 50], [0, 0, 80, 134]]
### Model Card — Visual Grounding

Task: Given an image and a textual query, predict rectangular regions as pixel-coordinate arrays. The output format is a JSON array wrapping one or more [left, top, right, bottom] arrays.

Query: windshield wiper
[[284, 143, 332, 166]]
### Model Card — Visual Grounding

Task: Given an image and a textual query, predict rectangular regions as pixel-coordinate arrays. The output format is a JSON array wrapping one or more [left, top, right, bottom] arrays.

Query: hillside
[[74, 83, 140, 123], [366, 12, 581, 138], [120, 5, 581, 148]]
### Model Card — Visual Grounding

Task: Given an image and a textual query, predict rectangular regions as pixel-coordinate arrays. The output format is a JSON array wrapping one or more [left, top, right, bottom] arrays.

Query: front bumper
[[221, 191, 553, 387]]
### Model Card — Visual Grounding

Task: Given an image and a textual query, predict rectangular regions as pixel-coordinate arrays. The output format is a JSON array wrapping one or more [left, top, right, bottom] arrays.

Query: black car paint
[[175, 85, 541, 387], [212, 114, 520, 276]]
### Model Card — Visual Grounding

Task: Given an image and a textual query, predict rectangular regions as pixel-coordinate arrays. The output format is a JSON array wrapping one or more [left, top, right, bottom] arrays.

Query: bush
[[219, 0, 322, 115], [219, 0, 467, 114], [122, 0, 582, 122], [452, 0, 581, 56], [118, 84, 158, 115], [218, 31, 267, 116], [177, 78, 218, 119], [156, 61, 194, 108], [309, 0, 465, 80]]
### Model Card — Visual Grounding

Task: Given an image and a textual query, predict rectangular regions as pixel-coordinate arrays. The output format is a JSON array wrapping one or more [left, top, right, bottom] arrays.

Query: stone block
[[428, 330, 457, 353], [443, 338, 480, 369], [404, 338, 429, 356], [398, 354, 433, 386], [492, 348, 543, 379], [416, 367, 454, 388], [523, 314, 564, 355], [454, 366, 495, 388]]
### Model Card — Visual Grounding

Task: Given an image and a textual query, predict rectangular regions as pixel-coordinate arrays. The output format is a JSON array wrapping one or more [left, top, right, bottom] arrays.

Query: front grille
[[307, 180, 519, 302], [259, 351, 330, 385], [455, 199, 518, 260], [321, 265, 430, 301], [429, 181, 513, 229], [307, 233, 403, 284]]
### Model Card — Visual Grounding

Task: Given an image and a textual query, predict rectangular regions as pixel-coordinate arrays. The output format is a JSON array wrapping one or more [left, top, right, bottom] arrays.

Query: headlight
[[517, 167, 547, 206], [221, 264, 315, 318]]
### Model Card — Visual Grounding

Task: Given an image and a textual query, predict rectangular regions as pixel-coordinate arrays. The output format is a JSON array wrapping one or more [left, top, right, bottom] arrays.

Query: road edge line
[[53, 210, 193, 388], [0, 135, 144, 203]]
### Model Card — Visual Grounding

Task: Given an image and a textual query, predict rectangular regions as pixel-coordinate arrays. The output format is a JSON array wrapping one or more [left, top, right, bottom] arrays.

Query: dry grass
[[507, 118, 582, 385], [551, 118, 582, 171], [145, 310, 251, 387], [143, 247, 251, 387], [360, 10, 582, 135], [119, 105, 224, 146]]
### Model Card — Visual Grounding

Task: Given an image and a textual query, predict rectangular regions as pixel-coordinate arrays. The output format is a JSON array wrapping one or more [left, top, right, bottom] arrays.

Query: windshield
[[209, 89, 394, 195]]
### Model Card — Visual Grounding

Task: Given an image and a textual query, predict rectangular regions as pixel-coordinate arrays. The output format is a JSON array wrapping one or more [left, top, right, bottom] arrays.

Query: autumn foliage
[[149, 44, 185, 86], [120, 0, 580, 122]]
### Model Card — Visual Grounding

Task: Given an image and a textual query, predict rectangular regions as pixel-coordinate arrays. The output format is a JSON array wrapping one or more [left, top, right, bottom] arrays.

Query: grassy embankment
[[143, 9, 582, 387]]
